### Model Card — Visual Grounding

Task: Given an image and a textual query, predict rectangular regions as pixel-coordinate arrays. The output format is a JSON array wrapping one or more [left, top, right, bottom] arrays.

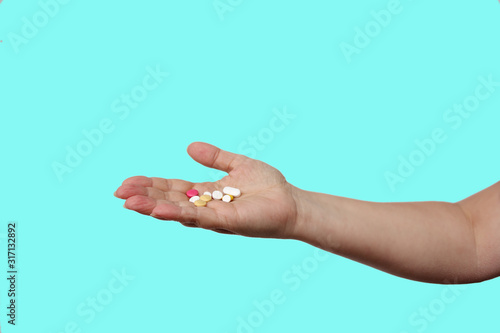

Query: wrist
[[288, 184, 315, 242], [287, 184, 343, 253]]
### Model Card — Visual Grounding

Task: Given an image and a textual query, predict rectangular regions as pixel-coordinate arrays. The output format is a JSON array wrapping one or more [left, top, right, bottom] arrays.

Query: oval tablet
[[189, 195, 200, 203], [223, 186, 241, 198], [200, 195, 212, 202], [212, 190, 223, 200], [186, 189, 199, 198], [194, 200, 207, 207]]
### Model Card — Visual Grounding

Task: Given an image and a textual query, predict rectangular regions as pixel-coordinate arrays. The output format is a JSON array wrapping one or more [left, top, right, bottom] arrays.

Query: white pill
[[223, 186, 241, 198], [189, 195, 200, 203], [212, 190, 223, 200], [203, 191, 212, 197], [222, 194, 233, 202]]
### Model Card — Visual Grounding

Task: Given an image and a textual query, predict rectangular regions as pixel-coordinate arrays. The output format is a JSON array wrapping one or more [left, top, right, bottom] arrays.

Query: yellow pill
[[222, 194, 234, 202], [200, 195, 212, 202], [194, 200, 207, 207]]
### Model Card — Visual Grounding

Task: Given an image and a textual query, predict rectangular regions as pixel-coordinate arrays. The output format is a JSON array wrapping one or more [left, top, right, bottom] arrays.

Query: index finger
[[121, 176, 194, 193]]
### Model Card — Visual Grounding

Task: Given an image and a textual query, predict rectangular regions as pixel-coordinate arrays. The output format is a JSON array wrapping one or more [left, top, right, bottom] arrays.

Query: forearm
[[289, 187, 480, 284]]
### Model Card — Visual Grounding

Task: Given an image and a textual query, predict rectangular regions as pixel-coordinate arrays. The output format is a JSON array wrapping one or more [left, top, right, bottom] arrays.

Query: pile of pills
[[186, 186, 241, 207]]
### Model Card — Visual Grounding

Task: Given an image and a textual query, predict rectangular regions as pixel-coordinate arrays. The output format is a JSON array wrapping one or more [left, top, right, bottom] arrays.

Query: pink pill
[[186, 189, 199, 198]]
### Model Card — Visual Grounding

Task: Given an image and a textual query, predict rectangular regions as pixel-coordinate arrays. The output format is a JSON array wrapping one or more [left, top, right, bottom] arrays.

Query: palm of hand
[[114, 142, 298, 239]]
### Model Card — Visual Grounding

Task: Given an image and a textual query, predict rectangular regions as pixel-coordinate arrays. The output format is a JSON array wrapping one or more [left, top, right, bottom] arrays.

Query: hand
[[114, 142, 300, 239]]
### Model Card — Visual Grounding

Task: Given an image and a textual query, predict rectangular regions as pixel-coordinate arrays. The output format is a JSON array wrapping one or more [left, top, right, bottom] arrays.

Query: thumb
[[187, 142, 245, 173]]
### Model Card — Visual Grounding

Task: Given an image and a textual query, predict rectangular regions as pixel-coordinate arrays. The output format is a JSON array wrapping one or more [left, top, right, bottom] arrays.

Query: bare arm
[[455, 182, 500, 281], [290, 182, 500, 284], [115, 142, 500, 284]]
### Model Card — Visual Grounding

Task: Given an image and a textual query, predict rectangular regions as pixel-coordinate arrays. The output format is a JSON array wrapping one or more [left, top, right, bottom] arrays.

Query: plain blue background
[[1, 0, 499, 332]]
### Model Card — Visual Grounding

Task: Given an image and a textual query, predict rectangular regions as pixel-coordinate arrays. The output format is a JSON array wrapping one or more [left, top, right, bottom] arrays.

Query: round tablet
[[222, 194, 234, 202], [194, 200, 207, 207], [212, 190, 223, 200], [189, 195, 200, 203], [186, 189, 199, 198], [200, 195, 212, 202]]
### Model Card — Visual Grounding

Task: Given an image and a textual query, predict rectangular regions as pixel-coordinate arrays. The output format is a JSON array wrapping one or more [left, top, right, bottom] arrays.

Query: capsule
[[223, 186, 241, 198]]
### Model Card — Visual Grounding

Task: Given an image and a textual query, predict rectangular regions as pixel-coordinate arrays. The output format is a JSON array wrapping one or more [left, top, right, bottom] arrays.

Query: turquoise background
[[1, 0, 499, 332]]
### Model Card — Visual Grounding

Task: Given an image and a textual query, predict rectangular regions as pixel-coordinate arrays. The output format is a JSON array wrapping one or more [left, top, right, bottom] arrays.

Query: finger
[[181, 222, 198, 228], [211, 228, 236, 235], [115, 184, 164, 200], [121, 176, 194, 193], [187, 142, 246, 173], [151, 177, 193, 193], [151, 202, 225, 230], [115, 184, 188, 202], [124, 195, 190, 216], [124, 195, 157, 215]]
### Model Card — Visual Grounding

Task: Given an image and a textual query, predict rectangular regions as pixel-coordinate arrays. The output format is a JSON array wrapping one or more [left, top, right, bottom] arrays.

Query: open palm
[[114, 142, 299, 239]]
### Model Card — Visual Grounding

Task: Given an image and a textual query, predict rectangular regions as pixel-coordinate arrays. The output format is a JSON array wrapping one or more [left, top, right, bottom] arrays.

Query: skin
[[114, 142, 500, 284]]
